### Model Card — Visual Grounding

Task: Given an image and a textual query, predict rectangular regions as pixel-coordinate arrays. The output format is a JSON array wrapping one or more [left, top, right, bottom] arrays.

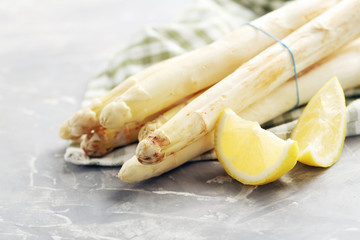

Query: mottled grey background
[[1, 0, 360, 239]]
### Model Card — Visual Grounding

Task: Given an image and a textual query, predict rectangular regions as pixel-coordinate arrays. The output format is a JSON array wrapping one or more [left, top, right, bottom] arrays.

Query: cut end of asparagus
[[136, 130, 171, 164], [81, 127, 115, 157], [100, 101, 132, 129], [88, 98, 103, 113], [59, 120, 74, 139], [59, 108, 98, 139], [136, 139, 164, 164], [138, 117, 165, 141]]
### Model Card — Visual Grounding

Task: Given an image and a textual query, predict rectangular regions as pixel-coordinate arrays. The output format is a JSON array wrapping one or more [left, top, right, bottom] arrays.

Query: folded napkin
[[64, 0, 360, 166]]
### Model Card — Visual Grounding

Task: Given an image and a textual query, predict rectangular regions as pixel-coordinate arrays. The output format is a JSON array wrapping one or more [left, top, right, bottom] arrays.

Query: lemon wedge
[[214, 109, 299, 185], [290, 77, 346, 167]]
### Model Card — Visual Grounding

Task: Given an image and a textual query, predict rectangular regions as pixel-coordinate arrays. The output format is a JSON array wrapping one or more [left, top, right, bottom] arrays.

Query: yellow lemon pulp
[[215, 109, 299, 185], [290, 77, 346, 167]]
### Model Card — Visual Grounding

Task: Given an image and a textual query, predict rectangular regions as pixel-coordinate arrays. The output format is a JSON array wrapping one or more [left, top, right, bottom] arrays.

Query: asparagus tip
[[100, 101, 132, 129], [136, 130, 171, 164]]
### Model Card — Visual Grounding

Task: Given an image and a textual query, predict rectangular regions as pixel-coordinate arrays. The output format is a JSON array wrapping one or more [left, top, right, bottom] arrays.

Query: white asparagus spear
[[120, 38, 360, 182], [59, 50, 191, 140], [99, 0, 340, 130], [80, 124, 142, 157], [120, 134, 214, 183], [137, 1, 360, 164]]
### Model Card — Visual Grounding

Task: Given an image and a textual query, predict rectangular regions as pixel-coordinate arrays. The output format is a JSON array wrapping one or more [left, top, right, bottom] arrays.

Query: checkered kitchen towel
[[64, 0, 360, 166]]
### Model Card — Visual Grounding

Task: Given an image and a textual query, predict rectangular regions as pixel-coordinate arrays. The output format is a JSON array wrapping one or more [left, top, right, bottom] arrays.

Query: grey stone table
[[1, 0, 360, 239]]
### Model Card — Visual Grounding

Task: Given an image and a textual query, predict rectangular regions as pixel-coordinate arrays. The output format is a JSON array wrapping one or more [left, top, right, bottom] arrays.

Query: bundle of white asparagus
[[121, 38, 360, 182], [60, 0, 360, 182]]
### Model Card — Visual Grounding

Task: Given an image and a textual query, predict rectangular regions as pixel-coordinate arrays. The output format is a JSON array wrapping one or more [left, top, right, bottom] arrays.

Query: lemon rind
[[215, 109, 299, 185], [291, 77, 346, 167]]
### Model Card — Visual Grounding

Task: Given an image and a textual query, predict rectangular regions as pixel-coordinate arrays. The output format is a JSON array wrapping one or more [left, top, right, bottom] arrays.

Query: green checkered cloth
[[64, 0, 360, 166], [80, 0, 258, 108]]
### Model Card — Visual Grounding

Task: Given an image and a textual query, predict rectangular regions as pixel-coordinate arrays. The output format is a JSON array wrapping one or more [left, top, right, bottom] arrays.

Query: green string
[[244, 22, 300, 109]]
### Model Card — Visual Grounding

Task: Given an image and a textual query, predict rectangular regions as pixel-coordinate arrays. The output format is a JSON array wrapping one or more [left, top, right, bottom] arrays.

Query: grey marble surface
[[1, 0, 360, 239]]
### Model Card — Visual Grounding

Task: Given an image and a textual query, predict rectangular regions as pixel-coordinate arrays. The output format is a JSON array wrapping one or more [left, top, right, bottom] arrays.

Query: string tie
[[244, 22, 300, 109]]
